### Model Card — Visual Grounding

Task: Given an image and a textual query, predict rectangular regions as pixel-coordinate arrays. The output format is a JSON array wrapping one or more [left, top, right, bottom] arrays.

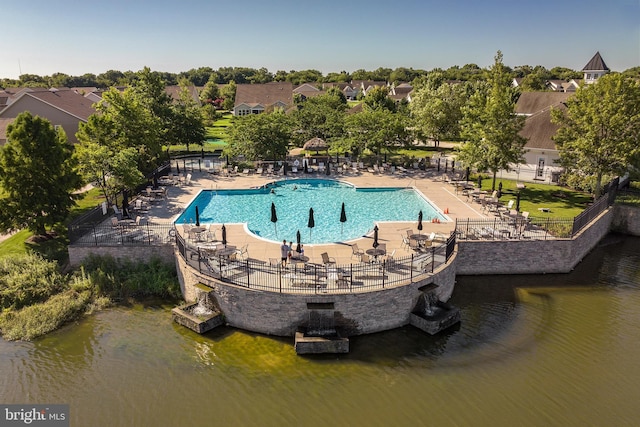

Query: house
[[546, 79, 580, 92], [232, 82, 293, 116], [582, 51, 609, 84], [322, 82, 358, 100], [389, 82, 413, 102], [165, 85, 201, 105], [0, 88, 96, 145], [353, 80, 387, 96], [515, 92, 572, 182], [293, 83, 325, 100]]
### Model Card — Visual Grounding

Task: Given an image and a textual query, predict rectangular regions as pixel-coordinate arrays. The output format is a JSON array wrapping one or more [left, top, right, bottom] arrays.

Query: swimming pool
[[176, 179, 446, 244]]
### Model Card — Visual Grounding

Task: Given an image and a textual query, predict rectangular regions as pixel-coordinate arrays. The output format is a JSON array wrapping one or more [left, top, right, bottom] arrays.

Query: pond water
[[1, 234, 639, 426], [176, 178, 446, 244]]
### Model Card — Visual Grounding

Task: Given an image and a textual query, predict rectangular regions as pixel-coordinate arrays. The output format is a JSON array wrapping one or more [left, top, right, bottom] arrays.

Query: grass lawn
[[476, 176, 593, 218]]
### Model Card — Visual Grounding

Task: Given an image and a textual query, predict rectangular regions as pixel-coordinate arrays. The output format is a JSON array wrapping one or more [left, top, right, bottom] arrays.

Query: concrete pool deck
[[144, 168, 487, 266]]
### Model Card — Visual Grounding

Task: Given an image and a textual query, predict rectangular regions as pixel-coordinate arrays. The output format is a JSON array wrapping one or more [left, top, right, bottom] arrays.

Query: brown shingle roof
[[515, 92, 572, 115], [25, 89, 96, 120], [521, 106, 564, 151], [234, 82, 293, 108]]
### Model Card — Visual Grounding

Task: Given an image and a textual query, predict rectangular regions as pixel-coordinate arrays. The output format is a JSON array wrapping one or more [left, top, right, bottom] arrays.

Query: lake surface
[[1, 234, 639, 426]]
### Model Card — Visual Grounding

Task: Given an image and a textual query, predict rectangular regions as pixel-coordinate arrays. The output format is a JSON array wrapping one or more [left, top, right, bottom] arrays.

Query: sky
[[2, 0, 638, 80]]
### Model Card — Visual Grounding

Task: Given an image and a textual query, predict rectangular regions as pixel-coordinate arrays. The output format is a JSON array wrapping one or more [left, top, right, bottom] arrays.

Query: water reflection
[[0, 234, 639, 426]]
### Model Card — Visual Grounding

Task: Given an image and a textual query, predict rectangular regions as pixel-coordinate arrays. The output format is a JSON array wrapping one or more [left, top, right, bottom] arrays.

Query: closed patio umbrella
[[340, 202, 347, 234], [308, 208, 315, 239], [326, 162, 331, 176], [373, 225, 379, 248], [516, 191, 521, 212], [153, 172, 159, 190], [417, 210, 423, 234], [296, 230, 301, 253], [176, 162, 180, 174], [270, 202, 278, 234], [221, 224, 227, 246], [195, 206, 200, 227]]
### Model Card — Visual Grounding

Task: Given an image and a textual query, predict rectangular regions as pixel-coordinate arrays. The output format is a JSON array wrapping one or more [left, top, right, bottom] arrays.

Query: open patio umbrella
[[221, 224, 227, 246], [373, 225, 379, 248], [417, 210, 423, 234], [340, 202, 347, 234], [270, 202, 278, 234], [308, 208, 315, 239], [296, 230, 301, 253], [195, 206, 200, 227]]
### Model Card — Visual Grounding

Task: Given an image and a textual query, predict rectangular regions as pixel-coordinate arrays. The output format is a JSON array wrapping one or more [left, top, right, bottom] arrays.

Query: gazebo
[[303, 137, 329, 154]]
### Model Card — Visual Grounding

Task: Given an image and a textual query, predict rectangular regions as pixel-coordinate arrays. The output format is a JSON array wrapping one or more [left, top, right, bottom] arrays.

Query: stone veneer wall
[[611, 205, 640, 236], [68, 244, 175, 267], [456, 208, 614, 275], [176, 249, 459, 337]]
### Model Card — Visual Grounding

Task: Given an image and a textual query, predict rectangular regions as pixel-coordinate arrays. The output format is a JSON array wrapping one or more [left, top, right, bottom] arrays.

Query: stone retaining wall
[[68, 244, 175, 267], [177, 249, 459, 337], [456, 209, 614, 275], [611, 204, 640, 236]]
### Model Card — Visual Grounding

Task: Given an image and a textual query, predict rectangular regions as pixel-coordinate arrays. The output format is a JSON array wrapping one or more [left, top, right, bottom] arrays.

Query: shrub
[[0, 253, 66, 310]]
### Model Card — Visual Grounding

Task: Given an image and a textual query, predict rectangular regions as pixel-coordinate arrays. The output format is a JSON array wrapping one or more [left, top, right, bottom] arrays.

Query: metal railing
[[176, 232, 457, 294], [571, 177, 618, 236], [69, 222, 175, 246], [455, 216, 574, 240]]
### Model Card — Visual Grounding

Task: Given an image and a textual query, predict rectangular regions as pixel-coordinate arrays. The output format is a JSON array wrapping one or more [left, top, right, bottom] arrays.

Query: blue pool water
[[176, 179, 446, 244]]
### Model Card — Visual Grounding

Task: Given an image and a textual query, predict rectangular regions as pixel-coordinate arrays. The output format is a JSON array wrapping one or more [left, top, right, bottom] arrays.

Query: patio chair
[[321, 252, 336, 266], [185, 173, 192, 186], [235, 244, 249, 260], [401, 235, 410, 249], [350, 244, 364, 260]]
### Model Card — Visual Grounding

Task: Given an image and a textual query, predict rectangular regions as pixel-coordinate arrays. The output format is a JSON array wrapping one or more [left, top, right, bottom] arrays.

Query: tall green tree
[[293, 92, 347, 145], [221, 81, 237, 111], [410, 73, 466, 147], [166, 81, 205, 151], [458, 51, 527, 190], [75, 115, 144, 207], [226, 112, 293, 162], [363, 86, 396, 112], [345, 109, 411, 163], [0, 112, 81, 235], [551, 73, 640, 196]]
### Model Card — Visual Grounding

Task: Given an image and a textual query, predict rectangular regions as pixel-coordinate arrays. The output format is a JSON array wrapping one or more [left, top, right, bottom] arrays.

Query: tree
[[457, 51, 527, 190], [410, 74, 466, 147], [199, 75, 221, 104], [220, 81, 237, 111], [75, 115, 144, 207], [166, 81, 205, 151], [551, 73, 640, 196], [226, 111, 293, 162], [363, 86, 396, 112], [0, 112, 81, 235], [345, 109, 411, 163], [293, 92, 347, 145]]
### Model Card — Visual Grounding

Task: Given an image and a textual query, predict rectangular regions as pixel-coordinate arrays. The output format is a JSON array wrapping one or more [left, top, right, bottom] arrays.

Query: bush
[[0, 253, 66, 310], [81, 255, 180, 299]]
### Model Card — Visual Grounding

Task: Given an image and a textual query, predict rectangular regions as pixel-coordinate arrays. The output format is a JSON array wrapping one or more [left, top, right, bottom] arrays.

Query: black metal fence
[[69, 222, 175, 246], [176, 231, 457, 294], [455, 216, 574, 240], [571, 177, 618, 236]]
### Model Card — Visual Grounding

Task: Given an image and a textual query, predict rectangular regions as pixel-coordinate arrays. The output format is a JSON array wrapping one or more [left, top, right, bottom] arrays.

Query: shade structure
[[307, 207, 315, 238], [195, 206, 200, 227], [221, 224, 227, 246], [340, 202, 347, 234], [296, 230, 301, 253], [303, 137, 328, 153], [373, 225, 379, 248], [417, 210, 423, 232], [122, 190, 130, 218]]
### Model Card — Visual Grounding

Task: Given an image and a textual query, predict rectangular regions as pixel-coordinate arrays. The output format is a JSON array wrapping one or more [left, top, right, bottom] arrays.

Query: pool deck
[[144, 168, 487, 266]]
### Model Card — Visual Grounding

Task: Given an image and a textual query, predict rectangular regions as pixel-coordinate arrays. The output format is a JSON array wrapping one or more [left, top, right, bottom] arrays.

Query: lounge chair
[[185, 173, 192, 186], [235, 244, 249, 260]]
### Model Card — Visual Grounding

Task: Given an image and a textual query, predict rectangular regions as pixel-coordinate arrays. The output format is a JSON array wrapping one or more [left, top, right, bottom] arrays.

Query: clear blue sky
[[2, 0, 638, 80]]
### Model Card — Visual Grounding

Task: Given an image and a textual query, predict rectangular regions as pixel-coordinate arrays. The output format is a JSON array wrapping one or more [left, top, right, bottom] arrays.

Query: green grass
[[476, 176, 593, 218]]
